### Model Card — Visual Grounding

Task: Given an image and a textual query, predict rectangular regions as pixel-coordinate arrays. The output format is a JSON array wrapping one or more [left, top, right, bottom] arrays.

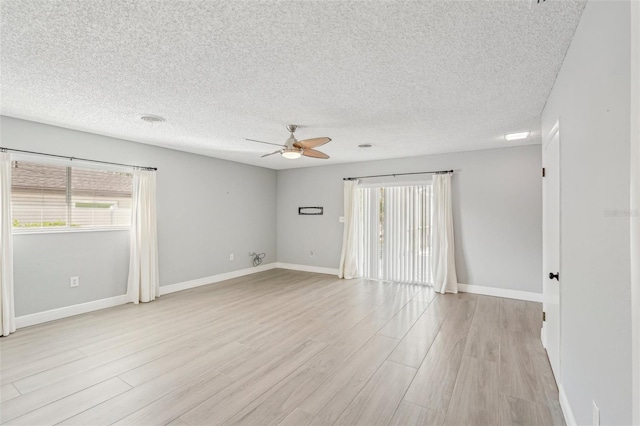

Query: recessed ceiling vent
[[358, 144, 373, 148], [140, 114, 166, 123]]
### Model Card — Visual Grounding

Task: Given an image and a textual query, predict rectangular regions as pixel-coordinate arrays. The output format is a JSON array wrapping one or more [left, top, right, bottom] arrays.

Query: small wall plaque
[[298, 206, 323, 215]]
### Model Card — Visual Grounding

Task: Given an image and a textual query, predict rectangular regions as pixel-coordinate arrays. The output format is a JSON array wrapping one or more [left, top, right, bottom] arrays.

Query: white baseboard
[[159, 263, 337, 297], [559, 384, 577, 426], [15, 267, 538, 330], [15, 264, 279, 329], [15, 294, 129, 329], [159, 262, 338, 297], [272, 267, 541, 304], [15, 262, 332, 329], [160, 262, 278, 295], [457, 283, 542, 302], [275, 262, 339, 276]]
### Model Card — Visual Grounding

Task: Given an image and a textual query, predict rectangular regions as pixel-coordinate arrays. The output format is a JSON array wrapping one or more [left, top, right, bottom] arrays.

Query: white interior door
[[542, 122, 561, 380]]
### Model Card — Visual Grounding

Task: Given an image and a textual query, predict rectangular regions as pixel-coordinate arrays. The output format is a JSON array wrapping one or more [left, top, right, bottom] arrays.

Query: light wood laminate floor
[[0, 269, 564, 426]]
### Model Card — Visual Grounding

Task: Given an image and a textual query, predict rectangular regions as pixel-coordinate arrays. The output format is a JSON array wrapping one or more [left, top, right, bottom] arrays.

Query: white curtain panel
[[0, 151, 16, 336], [127, 169, 160, 304], [430, 174, 458, 294], [338, 179, 360, 279]]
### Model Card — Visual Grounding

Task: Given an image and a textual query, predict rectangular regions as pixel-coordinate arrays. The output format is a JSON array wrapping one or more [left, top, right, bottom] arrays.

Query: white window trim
[[13, 226, 131, 235]]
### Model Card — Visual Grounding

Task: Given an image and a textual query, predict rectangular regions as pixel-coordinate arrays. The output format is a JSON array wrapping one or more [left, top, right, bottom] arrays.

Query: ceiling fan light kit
[[246, 125, 331, 160], [282, 148, 302, 159]]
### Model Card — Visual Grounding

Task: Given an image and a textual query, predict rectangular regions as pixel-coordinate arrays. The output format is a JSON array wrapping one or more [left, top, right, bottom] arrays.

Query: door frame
[[542, 120, 561, 378], [631, 1, 639, 424]]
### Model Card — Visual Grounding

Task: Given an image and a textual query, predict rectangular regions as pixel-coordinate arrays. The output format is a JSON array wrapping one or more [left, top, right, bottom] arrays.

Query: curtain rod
[[0, 147, 157, 171], [343, 170, 453, 181]]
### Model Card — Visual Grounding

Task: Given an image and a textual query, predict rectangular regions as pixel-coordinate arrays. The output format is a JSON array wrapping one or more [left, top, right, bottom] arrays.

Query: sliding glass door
[[358, 184, 432, 284]]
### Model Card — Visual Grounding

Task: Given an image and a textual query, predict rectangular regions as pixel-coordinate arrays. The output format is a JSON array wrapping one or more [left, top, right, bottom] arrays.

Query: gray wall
[[13, 231, 130, 315], [277, 145, 542, 294], [541, 1, 632, 424], [1, 116, 277, 316]]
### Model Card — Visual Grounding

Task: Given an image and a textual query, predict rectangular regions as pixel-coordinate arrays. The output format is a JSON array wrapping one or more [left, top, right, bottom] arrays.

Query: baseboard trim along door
[[457, 283, 543, 303]]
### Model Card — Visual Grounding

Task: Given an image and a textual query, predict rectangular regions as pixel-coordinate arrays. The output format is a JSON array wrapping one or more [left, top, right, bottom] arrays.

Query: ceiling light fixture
[[505, 131, 530, 141], [140, 114, 166, 123], [281, 148, 302, 159]]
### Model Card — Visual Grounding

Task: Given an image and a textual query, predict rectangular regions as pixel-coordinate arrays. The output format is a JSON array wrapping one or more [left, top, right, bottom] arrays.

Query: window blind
[[358, 184, 432, 284], [358, 187, 381, 280], [11, 160, 132, 231], [70, 167, 132, 228]]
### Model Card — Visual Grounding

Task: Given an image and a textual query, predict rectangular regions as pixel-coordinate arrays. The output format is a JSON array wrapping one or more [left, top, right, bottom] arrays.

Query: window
[[11, 160, 132, 232], [358, 183, 432, 284]]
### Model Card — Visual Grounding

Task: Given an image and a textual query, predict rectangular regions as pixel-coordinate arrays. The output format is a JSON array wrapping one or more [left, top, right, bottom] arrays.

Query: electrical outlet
[[70, 276, 79, 288], [593, 401, 600, 426], [229, 254, 234, 261]]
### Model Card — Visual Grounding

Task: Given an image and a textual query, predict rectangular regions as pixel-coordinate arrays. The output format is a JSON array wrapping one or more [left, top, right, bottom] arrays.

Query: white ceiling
[[0, 0, 586, 170]]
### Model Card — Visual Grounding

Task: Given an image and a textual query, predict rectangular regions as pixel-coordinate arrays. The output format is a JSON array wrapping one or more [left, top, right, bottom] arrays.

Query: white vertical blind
[[358, 184, 432, 284], [358, 187, 380, 279]]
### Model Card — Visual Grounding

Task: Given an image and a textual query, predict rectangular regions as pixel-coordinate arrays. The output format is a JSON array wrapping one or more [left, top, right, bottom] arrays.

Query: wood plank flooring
[[0, 269, 564, 425]]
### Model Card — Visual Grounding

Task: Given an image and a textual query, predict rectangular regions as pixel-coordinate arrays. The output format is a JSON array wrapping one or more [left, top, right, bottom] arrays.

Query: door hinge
[[543, 311, 546, 322], [542, 167, 546, 177]]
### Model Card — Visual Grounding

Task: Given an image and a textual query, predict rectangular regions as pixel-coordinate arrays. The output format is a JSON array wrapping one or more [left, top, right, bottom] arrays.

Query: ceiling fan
[[246, 125, 331, 160]]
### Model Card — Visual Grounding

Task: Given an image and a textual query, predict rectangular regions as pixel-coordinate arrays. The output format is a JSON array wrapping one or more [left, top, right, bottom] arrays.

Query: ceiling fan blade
[[302, 148, 329, 159], [261, 150, 281, 158], [294, 137, 331, 149], [246, 138, 285, 147]]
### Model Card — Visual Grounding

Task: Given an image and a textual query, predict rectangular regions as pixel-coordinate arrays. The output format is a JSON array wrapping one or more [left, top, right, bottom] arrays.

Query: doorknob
[[549, 272, 559, 281]]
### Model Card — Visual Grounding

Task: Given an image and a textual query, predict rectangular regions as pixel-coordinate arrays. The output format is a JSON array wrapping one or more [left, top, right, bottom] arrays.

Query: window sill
[[12, 227, 131, 235]]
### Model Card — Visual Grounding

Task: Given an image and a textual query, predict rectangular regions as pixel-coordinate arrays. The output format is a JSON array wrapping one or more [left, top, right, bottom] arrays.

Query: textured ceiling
[[0, 0, 586, 170]]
